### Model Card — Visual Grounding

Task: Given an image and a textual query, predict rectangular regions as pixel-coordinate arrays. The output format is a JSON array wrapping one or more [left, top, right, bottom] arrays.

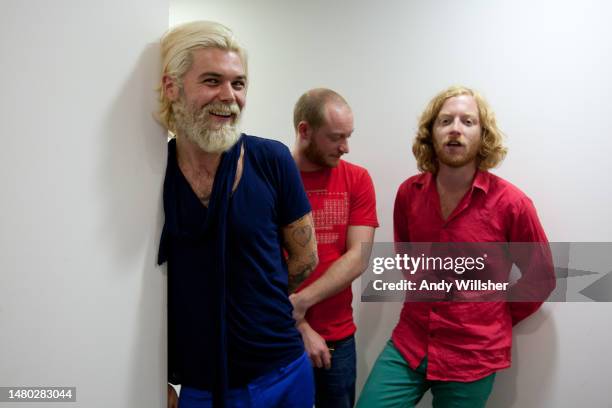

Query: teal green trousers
[[356, 340, 496, 408]]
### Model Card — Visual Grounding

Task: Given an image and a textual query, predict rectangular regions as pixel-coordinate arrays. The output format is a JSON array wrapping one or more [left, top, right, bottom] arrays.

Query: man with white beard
[[156, 21, 318, 408]]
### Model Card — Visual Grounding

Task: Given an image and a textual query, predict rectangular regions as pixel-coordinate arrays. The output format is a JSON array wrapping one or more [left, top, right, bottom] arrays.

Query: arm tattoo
[[291, 225, 312, 248], [288, 268, 310, 294], [288, 252, 318, 294], [283, 213, 317, 293]]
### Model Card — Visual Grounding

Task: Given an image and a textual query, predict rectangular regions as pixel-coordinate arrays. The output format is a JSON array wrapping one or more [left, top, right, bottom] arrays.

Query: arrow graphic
[[579, 271, 612, 301], [554, 267, 599, 279]]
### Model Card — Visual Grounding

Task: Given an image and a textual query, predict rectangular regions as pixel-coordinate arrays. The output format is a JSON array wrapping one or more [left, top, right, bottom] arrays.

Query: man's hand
[[297, 321, 331, 370], [168, 384, 178, 408]]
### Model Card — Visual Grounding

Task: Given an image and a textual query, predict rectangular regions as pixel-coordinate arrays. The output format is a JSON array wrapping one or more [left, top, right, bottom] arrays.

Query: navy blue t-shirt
[[158, 135, 311, 390]]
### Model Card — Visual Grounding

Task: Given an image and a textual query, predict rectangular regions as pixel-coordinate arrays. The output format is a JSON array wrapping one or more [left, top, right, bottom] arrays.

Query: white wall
[[0, 0, 168, 406], [170, 1, 612, 407]]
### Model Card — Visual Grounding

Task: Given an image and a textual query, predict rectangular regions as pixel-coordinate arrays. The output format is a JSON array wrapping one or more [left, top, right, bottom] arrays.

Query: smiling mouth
[[446, 141, 463, 147], [210, 111, 232, 118]]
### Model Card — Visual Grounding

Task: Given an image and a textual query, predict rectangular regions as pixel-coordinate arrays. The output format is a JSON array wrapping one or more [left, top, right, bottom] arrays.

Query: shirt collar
[[414, 170, 490, 195], [472, 170, 490, 194]]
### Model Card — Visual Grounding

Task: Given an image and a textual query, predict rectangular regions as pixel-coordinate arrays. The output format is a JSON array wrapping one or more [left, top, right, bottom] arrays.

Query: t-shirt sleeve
[[348, 168, 379, 227], [275, 144, 311, 226]]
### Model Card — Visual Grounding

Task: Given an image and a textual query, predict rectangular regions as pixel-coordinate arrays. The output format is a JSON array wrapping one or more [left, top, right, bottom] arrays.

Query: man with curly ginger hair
[[357, 86, 554, 408]]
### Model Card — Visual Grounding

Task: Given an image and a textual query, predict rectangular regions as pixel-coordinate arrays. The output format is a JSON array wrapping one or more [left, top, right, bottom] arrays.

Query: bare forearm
[[293, 226, 375, 314], [282, 212, 318, 294], [297, 250, 364, 308], [287, 252, 318, 293]]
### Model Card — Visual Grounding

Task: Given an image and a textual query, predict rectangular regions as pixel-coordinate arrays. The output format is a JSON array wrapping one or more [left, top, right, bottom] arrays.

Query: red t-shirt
[[392, 170, 554, 382], [297, 160, 379, 341]]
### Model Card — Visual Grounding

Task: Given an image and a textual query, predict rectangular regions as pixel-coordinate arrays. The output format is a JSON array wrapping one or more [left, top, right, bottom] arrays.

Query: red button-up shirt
[[391, 170, 554, 382]]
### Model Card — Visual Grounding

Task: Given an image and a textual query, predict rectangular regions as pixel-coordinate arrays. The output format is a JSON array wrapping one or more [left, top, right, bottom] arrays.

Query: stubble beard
[[434, 140, 481, 169], [304, 139, 338, 169], [173, 98, 242, 154]]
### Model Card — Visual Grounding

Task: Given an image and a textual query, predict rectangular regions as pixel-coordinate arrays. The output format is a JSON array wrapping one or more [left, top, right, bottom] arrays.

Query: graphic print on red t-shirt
[[310, 190, 348, 245]]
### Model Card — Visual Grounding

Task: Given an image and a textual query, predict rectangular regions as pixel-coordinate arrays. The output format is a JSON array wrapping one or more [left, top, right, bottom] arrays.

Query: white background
[[169, 1, 611, 407], [0, 0, 168, 407], [1, 1, 611, 407]]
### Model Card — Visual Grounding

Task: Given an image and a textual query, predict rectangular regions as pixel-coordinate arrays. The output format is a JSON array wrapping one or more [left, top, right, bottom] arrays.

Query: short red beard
[[434, 139, 481, 169], [304, 139, 339, 168]]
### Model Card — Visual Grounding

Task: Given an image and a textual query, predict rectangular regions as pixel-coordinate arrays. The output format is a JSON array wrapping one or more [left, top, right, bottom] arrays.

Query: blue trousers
[[314, 335, 356, 408], [179, 353, 314, 408]]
